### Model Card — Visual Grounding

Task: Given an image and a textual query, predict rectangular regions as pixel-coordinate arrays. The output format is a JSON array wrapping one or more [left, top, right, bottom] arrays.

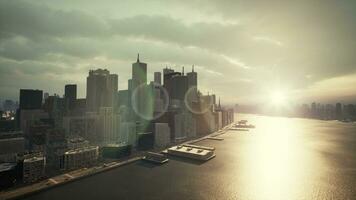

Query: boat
[[206, 137, 224, 141], [167, 145, 215, 161], [142, 152, 169, 164], [229, 128, 249, 131], [234, 124, 255, 129], [238, 120, 248, 124], [182, 144, 215, 151]]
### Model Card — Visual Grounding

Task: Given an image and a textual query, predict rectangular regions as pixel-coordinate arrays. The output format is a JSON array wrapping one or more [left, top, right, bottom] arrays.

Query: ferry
[[229, 128, 249, 131], [234, 120, 255, 129], [142, 152, 169, 164], [234, 124, 255, 129], [182, 144, 215, 151], [206, 137, 224, 141], [238, 120, 248, 124], [167, 145, 215, 161]]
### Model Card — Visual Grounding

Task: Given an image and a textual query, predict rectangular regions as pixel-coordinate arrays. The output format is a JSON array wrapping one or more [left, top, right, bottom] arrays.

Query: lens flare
[[131, 83, 169, 120]]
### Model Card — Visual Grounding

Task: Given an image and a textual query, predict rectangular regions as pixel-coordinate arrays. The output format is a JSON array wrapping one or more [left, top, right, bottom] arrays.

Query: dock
[[142, 152, 169, 164]]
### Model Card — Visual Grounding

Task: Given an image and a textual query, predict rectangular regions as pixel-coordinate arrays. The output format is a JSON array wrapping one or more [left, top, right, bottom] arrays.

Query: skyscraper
[[132, 54, 147, 89], [187, 65, 197, 88], [17, 89, 45, 130], [131, 54, 147, 120], [19, 89, 43, 110], [164, 68, 188, 103], [170, 74, 188, 102], [154, 72, 162, 85], [336, 103, 342, 120], [65, 84, 77, 110], [187, 65, 198, 102], [163, 67, 175, 85], [99, 107, 120, 145], [86, 69, 118, 112]]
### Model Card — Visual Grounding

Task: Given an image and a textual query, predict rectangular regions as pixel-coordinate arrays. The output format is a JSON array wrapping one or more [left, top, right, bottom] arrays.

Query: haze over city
[[1, 0, 356, 105], [2, 1, 356, 200]]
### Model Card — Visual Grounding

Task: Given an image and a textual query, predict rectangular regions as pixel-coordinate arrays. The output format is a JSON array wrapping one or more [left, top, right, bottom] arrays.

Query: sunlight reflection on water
[[226, 114, 355, 200]]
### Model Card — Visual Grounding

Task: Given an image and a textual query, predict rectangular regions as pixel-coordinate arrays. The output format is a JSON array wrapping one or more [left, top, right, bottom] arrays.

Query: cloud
[[0, 0, 356, 104], [0, 0, 109, 40], [296, 73, 356, 103]]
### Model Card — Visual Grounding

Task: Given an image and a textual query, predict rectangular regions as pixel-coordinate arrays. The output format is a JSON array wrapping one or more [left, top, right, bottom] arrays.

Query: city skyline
[[0, 50, 235, 192], [1, 0, 356, 105], [2, 1, 356, 199]]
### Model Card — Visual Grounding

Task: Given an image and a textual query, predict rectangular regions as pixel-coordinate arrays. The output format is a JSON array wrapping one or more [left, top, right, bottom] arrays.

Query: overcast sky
[[1, 0, 356, 105]]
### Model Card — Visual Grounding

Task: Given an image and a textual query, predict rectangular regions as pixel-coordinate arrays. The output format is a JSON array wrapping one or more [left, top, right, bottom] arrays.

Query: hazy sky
[[1, 0, 356, 104]]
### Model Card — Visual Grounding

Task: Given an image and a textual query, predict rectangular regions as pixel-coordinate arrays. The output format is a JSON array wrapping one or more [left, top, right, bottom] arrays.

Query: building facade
[[63, 146, 99, 170]]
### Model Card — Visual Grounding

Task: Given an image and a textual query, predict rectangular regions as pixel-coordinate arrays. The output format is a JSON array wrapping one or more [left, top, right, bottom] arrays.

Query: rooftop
[[24, 156, 45, 163], [65, 146, 98, 155], [0, 162, 17, 172]]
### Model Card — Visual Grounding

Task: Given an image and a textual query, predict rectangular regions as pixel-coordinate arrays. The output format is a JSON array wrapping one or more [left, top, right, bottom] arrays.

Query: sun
[[269, 90, 287, 106]]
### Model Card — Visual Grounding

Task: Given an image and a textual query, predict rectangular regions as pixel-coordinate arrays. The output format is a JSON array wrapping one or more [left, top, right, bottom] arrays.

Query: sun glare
[[270, 90, 287, 106]]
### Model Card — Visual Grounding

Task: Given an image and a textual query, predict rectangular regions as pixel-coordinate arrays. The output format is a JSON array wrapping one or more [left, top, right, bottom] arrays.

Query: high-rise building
[[132, 54, 147, 120], [107, 74, 119, 108], [86, 69, 118, 112], [172, 74, 188, 102], [118, 90, 130, 109], [132, 54, 147, 89], [20, 109, 49, 136], [19, 89, 43, 110], [154, 123, 170, 148], [311, 102, 317, 118], [186, 65, 198, 102], [336, 103, 342, 120], [187, 65, 197, 89], [99, 107, 120, 145], [65, 84, 77, 111], [44, 95, 65, 128], [345, 104, 356, 119], [163, 67, 175, 85], [174, 110, 196, 141], [119, 122, 136, 147], [45, 128, 66, 169], [62, 114, 100, 144], [164, 68, 188, 103], [154, 72, 162, 85]]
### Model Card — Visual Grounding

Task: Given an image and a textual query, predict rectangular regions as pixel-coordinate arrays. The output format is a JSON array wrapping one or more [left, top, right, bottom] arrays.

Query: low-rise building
[[0, 163, 18, 189], [23, 154, 46, 183], [0, 131, 25, 162], [101, 144, 131, 159], [67, 137, 90, 150], [63, 146, 99, 170]]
